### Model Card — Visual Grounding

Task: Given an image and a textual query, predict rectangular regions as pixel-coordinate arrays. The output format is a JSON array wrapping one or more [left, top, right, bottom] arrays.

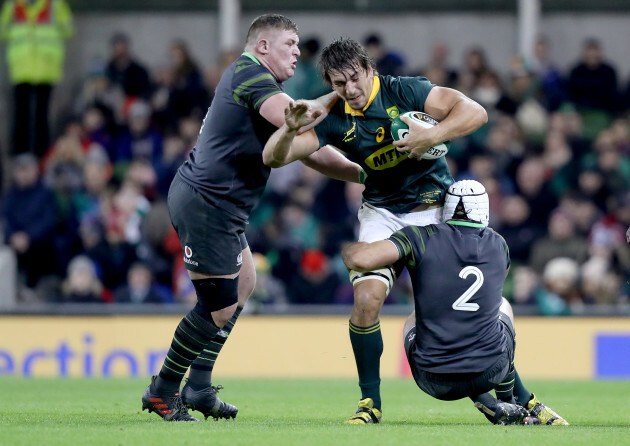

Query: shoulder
[[233, 55, 277, 85], [382, 75, 434, 91]]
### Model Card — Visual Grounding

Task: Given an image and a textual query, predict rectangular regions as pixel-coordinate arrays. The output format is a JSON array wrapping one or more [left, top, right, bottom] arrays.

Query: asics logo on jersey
[[342, 122, 357, 143], [365, 144, 408, 170], [375, 127, 385, 143]]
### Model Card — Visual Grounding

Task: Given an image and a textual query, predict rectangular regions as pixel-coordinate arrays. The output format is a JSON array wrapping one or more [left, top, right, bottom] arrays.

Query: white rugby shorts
[[349, 203, 443, 291], [357, 202, 443, 242]]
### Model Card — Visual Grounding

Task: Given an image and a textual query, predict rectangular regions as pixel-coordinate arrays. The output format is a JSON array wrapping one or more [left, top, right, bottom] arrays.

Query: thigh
[[357, 203, 402, 243], [168, 176, 247, 276]]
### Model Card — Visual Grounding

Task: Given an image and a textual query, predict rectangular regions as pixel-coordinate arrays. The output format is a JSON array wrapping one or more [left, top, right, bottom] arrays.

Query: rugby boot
[[141, 376, 198, 422], [475, 401, 530, 425], [525, 393, 569, 425], [344, 398, 382, 424], [181, 381, 238, 420]]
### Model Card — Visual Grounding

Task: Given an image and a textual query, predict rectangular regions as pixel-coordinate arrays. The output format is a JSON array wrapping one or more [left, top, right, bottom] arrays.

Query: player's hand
[[393, 114, 438, 160], [285, 100, 322, 131]]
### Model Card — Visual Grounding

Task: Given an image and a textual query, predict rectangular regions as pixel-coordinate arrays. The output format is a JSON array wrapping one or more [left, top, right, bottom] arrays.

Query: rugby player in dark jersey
[[142, 15, 363, 422], [262, 38, 487, 423], [341, 180, 569, 425]]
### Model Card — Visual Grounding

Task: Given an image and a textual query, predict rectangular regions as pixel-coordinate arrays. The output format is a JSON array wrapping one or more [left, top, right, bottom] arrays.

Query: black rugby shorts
[[168, 175, 248, 275]]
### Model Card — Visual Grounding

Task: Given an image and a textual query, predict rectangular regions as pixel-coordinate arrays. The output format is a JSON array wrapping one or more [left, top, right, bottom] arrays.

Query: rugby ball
[[390, 111, 450, 160]]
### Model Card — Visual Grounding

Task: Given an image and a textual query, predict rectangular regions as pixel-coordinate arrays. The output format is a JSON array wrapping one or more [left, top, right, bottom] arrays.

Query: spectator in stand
[[588, 191, 630, 277], [496, 195, 542, 264], [514, 157, 557, 230], [567, 38, 619, 116], [284, 37, 329, 100], [462, 46, 490, 85], [414, 42, 458, 88], [58, 255, 108, 303], [287, 249, 342, 304], [363, 33, 406, 76], [74, 58, 123, 127], [114, 261, 173, 304], [530, 36, 565, 112], [247, 252, 288, 313], [106, 32, 151, 100], [85, 183, 140, 291], [533, 257, 582, 315], [111, 100, 163, 166], [2, 153, 58, 288], [154, 135, 188, 198], [529, 208, 589, 275], [167, 40, 209, 121]]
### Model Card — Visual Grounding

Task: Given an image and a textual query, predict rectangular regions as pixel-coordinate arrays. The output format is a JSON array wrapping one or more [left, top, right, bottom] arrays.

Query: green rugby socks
[[156, 311, 220, 392], [349, 321, 383, 410], [188, 306, 243, 388]]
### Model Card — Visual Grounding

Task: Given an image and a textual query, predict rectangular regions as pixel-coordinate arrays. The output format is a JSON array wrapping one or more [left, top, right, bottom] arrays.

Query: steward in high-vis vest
[[1, 0, 73, 155]]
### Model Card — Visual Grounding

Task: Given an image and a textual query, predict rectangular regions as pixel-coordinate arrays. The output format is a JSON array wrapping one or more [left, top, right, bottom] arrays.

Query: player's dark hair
[[246, 14, 298, 45], [319, 37, 376, 84]]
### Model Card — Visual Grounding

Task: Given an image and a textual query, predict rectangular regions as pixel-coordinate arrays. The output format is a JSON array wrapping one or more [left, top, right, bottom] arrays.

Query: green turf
[[0, 378, 628, 445]]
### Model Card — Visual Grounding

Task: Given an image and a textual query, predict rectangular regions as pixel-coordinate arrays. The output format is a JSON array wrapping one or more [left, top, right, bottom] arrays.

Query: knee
[[352, 284, 386, 322], [192, 277, 239, 327], [211, 304, 237, 327]]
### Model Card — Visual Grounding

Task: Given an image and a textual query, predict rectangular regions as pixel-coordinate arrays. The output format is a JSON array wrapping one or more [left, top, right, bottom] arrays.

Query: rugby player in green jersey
[[263, 37, 487, 423]]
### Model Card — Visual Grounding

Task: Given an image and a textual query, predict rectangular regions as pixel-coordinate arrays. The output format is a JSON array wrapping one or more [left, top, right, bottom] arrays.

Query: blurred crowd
[[2, 30, 630, 315]]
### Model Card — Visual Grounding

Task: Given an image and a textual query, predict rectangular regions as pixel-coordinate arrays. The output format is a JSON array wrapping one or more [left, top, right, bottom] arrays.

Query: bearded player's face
[[328, 65, 374, 110], [263, 28, 300, 82]]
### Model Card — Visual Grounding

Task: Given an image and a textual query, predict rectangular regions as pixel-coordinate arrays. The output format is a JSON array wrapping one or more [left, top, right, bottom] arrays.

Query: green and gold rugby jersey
[[314, 75, 453, 214]]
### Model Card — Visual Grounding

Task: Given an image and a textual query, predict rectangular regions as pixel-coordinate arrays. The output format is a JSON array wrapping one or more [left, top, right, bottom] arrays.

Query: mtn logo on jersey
[[365, 144, 408, 170], [183, 245, 199, 266]]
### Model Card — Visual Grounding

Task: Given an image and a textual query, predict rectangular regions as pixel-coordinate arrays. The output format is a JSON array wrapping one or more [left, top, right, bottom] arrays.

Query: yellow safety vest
[[0, 0, 73, 84]]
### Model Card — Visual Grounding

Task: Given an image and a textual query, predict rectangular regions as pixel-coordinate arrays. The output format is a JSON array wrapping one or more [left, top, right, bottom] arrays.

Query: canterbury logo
[[365, 144, 408, 170], [342, 122, 356, 143]]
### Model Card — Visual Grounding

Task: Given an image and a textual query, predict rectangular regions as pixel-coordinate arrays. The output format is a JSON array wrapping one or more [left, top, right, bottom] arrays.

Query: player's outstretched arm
[[393, 86, 487, 159], [342, 240, 400, 272], [302, 145, 365, 184], [262, 101, 322, 167]]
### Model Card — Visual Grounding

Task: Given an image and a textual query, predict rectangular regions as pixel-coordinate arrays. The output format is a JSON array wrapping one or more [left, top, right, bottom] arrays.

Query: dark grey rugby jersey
[[177, 53, 283, 220], [389, 221, 510, 373]]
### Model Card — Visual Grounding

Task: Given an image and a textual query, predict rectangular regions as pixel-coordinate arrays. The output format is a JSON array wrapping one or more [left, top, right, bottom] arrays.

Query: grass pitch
[[1, 378, 628, 446]]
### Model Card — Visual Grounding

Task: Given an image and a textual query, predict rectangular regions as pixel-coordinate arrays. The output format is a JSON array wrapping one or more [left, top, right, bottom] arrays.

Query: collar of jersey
[[446, 220, 486, 228], [242, 52, 261, 65], [344, 76, 380, 116]]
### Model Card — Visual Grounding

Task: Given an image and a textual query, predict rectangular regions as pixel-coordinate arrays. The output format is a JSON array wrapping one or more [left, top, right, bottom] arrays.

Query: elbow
[[476, 103, 489, 127], [341, 248, 365, 272], [262, 151, 284, 168]]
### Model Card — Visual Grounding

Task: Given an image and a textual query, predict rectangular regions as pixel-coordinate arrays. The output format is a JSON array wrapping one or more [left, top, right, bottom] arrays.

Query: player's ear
[[257, 38, 269, 54]]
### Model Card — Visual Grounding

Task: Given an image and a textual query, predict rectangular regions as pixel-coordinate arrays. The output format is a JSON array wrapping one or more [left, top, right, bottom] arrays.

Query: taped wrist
[[192, 277, 239, 320]]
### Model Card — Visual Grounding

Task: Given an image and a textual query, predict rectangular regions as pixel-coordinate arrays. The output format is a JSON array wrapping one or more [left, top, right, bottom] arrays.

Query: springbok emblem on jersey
[[342, 122, 357, 143]]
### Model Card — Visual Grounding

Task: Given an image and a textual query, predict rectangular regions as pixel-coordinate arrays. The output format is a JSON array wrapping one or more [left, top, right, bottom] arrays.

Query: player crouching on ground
[[342, 180, 569, 425]]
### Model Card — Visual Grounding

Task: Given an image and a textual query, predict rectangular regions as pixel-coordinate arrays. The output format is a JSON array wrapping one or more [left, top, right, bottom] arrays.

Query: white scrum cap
[[443, 179, 489, 226]]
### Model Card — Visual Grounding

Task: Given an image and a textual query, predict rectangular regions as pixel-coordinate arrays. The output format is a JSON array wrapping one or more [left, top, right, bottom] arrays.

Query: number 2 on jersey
[[452, 266, 484, 312]]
